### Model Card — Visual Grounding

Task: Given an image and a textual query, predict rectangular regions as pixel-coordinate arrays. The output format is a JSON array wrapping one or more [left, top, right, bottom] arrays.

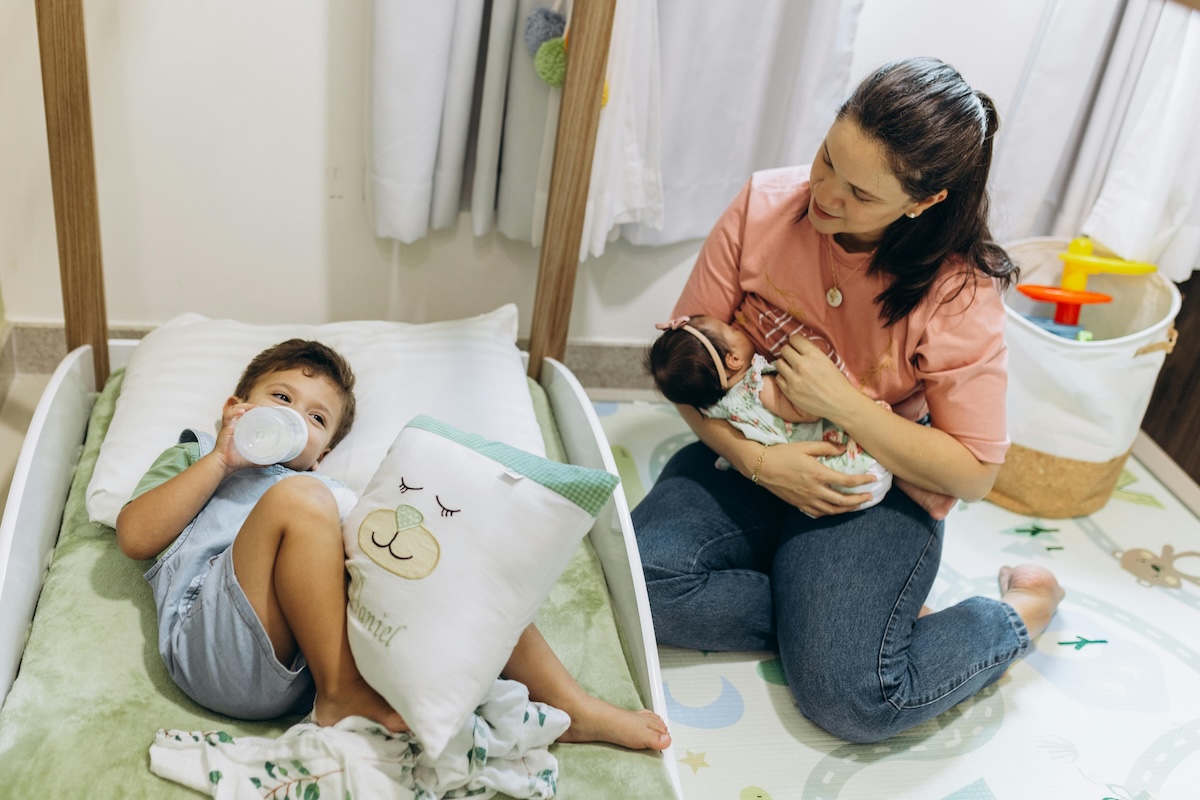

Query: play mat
[[595, 398, 1200, 800]]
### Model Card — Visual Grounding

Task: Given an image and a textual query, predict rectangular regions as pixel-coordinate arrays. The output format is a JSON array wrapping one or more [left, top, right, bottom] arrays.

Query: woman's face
[[807, 117, 945, 251]]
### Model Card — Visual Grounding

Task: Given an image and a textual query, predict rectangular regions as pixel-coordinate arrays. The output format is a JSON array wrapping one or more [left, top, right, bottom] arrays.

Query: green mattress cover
[[0, 371, 673, 799]]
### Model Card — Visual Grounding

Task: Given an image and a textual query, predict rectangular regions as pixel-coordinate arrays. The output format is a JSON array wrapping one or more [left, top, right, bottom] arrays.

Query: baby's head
[[643, 315, 755, 407], [233, 339, 357, 468]]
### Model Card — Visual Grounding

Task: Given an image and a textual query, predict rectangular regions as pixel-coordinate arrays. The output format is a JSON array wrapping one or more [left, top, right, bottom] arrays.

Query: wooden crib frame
[[2, 0, 681, 795]]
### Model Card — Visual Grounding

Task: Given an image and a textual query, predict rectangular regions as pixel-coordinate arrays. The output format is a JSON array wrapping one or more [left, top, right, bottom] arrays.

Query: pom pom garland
[[523, 7, 566, 54], [528, 9, 610, 107], [534, 37, 568, 88]]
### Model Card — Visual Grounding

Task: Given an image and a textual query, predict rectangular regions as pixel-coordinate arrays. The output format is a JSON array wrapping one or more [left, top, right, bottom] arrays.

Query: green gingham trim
[[407, 415, 619, 517]]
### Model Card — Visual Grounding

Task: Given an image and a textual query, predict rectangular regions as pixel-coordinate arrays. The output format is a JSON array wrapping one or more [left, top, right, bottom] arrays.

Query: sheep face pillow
[[342, 415, 619, 759]]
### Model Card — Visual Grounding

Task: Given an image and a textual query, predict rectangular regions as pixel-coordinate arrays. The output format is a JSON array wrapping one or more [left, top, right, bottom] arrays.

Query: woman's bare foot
[[998, 564, 1065, 639], [313, 677, 408, 732], [556, 696, 671, 751]]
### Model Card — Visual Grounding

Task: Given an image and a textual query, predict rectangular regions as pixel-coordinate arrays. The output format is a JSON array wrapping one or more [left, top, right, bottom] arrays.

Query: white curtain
[[622, 0, 864, 246], [372, 0, 864, 256], [530, 0, 663, 259], [993, 0, 1200, 281], [487, 0, 555, 243], [373, 0, 662, 255], [371, 1, 486, 243], [1061, 0, 1200, 281], [987, 0, 1125, 244]]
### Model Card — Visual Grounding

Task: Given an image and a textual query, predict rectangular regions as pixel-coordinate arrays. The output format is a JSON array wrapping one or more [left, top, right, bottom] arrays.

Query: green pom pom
[[534, 37, 567, 88]]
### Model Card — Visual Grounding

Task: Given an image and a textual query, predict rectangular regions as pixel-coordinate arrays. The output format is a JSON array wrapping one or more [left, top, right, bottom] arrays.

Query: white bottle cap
[[234, 406, 308, 466]]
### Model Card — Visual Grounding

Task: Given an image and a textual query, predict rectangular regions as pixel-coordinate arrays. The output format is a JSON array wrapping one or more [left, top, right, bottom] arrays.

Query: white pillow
[[343, 416, 619, 760], [87, 305, 545, 528]]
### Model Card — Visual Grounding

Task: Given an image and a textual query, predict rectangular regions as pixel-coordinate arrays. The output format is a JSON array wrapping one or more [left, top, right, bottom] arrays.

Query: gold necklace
[[824, 235, 843, 308]]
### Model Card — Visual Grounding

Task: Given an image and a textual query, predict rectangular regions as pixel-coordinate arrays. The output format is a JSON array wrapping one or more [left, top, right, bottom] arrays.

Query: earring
[[906, 212, 918, 219]]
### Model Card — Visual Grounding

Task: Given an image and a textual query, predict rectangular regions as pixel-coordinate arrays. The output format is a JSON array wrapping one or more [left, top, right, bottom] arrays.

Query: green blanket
[[0, 371, 672, 799]]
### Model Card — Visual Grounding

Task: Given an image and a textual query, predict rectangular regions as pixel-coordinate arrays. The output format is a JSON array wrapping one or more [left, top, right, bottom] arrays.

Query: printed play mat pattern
[[593, 399, 1200, 800]]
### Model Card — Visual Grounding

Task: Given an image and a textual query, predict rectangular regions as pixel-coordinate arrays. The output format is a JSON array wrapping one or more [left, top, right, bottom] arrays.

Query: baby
[[644, 315, 892, 511]]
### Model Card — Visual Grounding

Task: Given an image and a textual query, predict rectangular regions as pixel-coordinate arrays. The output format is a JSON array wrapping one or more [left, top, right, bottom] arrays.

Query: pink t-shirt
[[673, 165, 1010, 519]]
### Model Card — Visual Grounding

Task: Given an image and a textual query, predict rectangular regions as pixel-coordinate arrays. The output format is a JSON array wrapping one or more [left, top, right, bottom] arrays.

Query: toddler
[[118, 338, 671, 749]]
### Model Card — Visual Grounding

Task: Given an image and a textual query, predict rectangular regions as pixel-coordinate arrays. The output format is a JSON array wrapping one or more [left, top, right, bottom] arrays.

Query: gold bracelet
[[751, 444, 770, 485]]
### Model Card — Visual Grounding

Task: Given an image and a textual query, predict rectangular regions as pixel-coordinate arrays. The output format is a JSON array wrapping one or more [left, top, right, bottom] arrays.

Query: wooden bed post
[[35, 0, 110, 387], [526, 0, 616, 381]]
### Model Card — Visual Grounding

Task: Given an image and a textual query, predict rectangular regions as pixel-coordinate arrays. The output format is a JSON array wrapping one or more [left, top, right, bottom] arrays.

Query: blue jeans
[[633, 441, 1030, 743]]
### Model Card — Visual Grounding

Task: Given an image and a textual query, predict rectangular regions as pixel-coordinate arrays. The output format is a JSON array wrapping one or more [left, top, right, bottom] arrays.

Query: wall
[[0, 0, 1066, 346], [0, 1, 57, 332]]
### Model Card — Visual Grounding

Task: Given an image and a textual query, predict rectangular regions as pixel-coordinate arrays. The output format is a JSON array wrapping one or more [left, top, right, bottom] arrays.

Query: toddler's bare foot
[[999, 564, 1065, 639], [313, 678, 407, 732], [557, 696, 671, 751]]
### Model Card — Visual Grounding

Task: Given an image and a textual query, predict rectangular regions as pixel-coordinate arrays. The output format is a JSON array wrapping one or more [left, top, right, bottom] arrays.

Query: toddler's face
[[243, 368, 346, 471]]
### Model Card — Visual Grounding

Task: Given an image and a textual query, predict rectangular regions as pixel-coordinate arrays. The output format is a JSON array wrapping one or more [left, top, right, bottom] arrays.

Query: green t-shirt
[[130, 441, 201, 503], [129, 442, 203, 560]]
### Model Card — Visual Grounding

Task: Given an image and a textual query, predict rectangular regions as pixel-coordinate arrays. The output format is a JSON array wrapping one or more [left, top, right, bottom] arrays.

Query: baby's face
[[242, 368, 346, 471], [703, 318, 755, 364]]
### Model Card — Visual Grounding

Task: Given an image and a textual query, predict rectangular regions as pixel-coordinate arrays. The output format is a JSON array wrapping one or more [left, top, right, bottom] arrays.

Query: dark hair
[[643, 316, 731, 408], [837, 56, 1018, 325], [234, 339, 357, 450]]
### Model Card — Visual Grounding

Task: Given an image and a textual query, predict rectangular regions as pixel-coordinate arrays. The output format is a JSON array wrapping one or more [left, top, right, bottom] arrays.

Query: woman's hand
[[773, 334, 860, 423], [678, 404, 872, 517], [753, 440, 875, 517]]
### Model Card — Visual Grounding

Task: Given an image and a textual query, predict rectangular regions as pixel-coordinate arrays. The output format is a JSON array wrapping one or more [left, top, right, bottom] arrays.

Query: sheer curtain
[[529, 0, 662, 259], [622, 0, 865, 246], [1059, 0, 1200, 280], [992, 0, 1200, 280], [987, 0, 1125, 244]]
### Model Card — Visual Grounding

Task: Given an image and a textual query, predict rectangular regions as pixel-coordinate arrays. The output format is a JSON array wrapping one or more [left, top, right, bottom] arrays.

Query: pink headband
[[655, 316, 731, 390]]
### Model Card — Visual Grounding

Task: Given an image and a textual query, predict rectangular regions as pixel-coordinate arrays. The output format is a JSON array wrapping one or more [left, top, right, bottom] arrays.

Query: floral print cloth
[[705, 354, 893, 510], [149, 679, 569, 800]]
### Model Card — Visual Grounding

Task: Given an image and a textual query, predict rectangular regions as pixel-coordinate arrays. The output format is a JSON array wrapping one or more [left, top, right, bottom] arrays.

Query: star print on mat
[[679, 750, 710, 773]]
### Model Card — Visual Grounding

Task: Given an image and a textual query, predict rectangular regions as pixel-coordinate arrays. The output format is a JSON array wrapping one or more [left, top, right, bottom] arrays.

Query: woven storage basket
[[988, 237, 1180, 518]]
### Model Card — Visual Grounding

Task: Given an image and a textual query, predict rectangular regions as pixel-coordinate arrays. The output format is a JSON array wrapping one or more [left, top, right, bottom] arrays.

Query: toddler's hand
[[213, 402, 257, 474]]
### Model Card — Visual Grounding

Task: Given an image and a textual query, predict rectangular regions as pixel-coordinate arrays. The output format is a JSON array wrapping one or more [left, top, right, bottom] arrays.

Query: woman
[[632, 57, 1065, 744]]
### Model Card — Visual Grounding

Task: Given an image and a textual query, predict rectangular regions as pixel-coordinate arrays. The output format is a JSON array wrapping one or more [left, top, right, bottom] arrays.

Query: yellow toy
[[1017, 236, 1157, 327]]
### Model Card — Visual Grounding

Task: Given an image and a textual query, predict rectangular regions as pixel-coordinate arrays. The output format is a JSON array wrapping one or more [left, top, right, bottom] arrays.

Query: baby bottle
[[234, 406, 308, 465]]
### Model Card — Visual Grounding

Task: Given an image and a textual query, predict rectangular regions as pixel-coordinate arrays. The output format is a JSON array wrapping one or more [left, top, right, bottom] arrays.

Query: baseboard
[[12, 325, 656, 390], [0, 324, 13, 405], [9, 323, 152, 375], [563, 342, 657, 391], [516, 340, 655, 391]]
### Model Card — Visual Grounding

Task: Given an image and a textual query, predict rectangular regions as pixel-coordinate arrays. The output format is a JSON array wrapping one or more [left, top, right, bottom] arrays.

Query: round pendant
[[826, 287, 843, 307]]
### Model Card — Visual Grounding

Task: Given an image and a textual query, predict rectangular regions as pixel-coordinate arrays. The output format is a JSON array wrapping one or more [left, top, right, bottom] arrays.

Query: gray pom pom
[[524, 7, 566, 55]]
